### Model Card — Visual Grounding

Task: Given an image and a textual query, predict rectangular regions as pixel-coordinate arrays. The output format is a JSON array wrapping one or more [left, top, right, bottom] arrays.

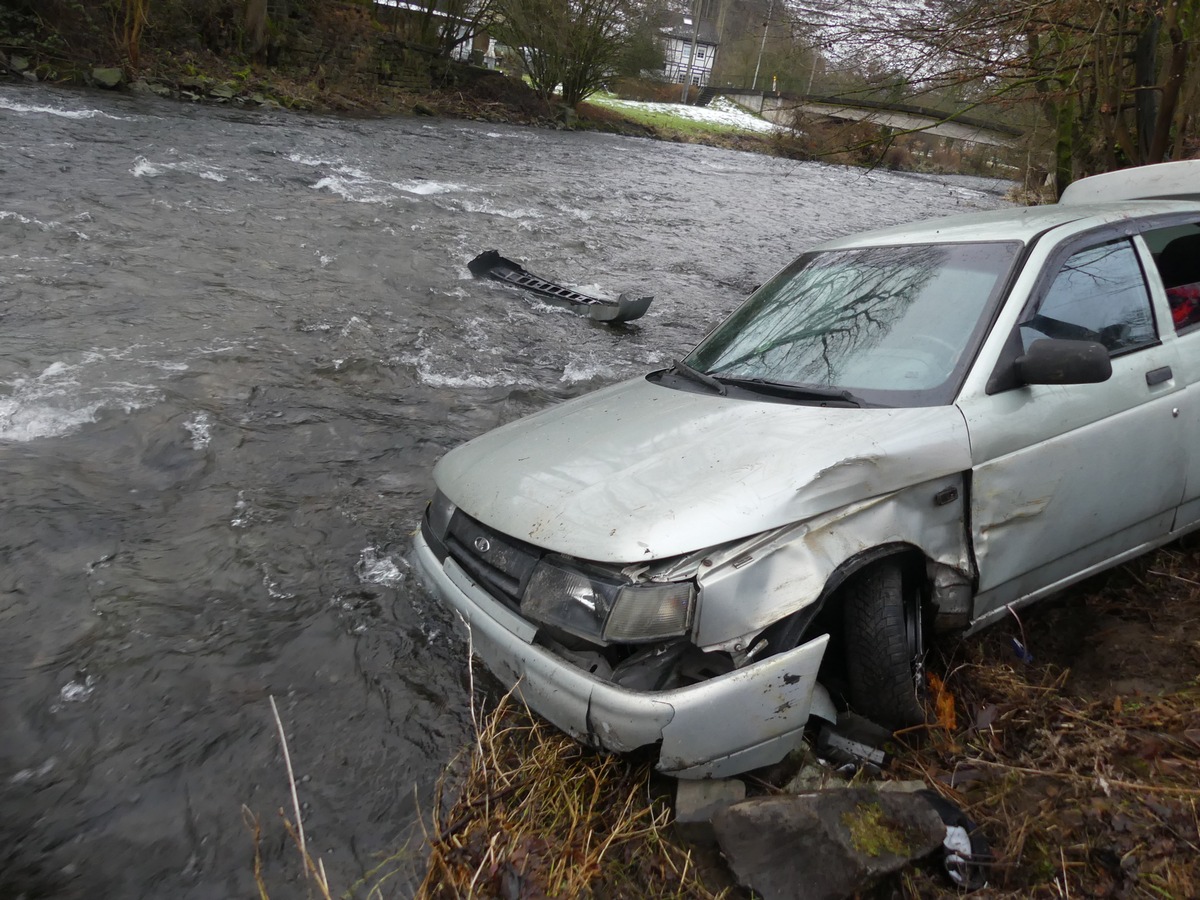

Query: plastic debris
[[917, 789, 992, 890], [1010, 636, 1035, 664]]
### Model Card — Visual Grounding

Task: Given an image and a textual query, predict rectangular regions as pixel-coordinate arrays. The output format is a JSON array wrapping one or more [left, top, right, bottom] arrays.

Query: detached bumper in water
[[413, 531, 833, 779]]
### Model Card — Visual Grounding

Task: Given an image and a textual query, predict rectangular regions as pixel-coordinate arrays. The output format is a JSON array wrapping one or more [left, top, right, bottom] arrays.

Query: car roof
[[1059, 159, 1200, 204], [818, 198, 1200, 250]]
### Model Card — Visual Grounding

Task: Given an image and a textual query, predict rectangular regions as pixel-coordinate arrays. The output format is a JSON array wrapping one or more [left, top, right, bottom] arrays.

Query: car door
[[959, 233, 1185, 626], [1139, 221, 1200, 530]]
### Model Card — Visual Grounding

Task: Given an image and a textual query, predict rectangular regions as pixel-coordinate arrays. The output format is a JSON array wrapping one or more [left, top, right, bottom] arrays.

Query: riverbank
[[0, 4, 1009, 173], [302, 541, 1200, 899], [1, 44, 1016, 176], [0, 26, 781, 157]]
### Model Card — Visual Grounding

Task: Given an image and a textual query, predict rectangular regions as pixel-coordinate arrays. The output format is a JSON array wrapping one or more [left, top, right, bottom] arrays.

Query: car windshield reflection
[[686, 242, 1021, 407]]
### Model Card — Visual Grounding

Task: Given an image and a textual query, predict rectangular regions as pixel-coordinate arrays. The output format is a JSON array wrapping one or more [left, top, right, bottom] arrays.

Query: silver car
[[414, 160, 1200, 778]]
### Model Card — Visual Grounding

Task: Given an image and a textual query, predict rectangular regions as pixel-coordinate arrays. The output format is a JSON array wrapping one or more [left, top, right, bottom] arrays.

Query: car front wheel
[[841, 560, 928, 730]]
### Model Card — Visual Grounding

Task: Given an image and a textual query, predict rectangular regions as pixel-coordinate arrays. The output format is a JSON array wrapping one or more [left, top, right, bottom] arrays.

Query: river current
[[0, 82, 1010, 897]]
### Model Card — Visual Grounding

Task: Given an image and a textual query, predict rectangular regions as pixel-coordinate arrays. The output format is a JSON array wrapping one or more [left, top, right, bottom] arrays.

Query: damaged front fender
[[693, 475, 975, 649]]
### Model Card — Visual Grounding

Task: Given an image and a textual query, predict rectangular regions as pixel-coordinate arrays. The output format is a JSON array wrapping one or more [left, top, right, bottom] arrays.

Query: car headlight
[[521, 558, 694, 644], [604, 582, 695, 642], [522, 561, 620, 642]]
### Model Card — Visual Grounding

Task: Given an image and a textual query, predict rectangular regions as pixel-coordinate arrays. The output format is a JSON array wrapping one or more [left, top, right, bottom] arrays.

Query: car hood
[[434, 376, 971, 563]]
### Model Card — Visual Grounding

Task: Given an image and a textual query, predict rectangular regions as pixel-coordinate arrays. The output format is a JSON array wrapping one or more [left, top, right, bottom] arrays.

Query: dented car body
[[414, 161, 1200, 777]]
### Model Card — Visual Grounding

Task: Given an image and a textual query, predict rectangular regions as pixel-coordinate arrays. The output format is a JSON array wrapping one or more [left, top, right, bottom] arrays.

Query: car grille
[[437, 511, 542, 611]]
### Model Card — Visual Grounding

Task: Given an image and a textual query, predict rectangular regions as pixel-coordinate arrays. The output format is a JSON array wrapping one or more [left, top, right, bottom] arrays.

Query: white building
[[661, 15, 719, 87]]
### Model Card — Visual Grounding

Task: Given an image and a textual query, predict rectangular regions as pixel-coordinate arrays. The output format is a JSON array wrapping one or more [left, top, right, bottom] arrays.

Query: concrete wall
[[712, 89, 1019, 148], [717, 88, 764, 114], [759, 95, 1018, 147]]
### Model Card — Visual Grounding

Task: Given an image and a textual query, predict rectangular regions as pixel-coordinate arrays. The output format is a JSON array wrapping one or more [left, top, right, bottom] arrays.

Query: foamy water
[[396, 179, 465, 195], [286, 151, 467, 203], [355, 546, 407, 587], [0, 96, 131, 120], [311, 174, 468, 204], [183, 411, 212, 449], [0, 356, 161, 442], [131, 154, 229, 181], [0, 209, 91, 240]]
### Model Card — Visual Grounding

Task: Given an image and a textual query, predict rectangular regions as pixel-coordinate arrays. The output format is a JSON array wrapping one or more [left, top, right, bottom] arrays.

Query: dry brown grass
[[889, 541, 1200, 898], [416, 691, 728, 899]]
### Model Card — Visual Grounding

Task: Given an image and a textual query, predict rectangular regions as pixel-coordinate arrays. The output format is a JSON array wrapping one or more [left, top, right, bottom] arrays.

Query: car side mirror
[[1015, 339, 1112, 386]]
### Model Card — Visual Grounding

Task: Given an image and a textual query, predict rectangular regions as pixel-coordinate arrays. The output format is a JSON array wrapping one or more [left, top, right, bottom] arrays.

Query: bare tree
[[377, 0, 499, 60], [244, 0, 268, 56], [814, 0, 1200, 190], [491, 0, 658, 106]]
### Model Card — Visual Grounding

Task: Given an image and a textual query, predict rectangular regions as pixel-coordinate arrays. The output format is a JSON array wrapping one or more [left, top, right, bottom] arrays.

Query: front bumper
[[413, 531, 834, 778]]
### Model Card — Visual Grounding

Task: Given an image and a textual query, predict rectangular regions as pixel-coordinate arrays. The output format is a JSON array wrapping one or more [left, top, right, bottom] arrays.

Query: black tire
[[842, 560, 927, 730]]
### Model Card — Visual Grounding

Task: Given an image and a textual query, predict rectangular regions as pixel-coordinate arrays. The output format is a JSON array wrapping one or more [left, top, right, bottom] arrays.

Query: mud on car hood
[[434, 376, 972, 563]]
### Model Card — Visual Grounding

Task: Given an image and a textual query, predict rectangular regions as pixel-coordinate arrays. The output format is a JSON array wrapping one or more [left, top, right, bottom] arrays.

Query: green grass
[[583, 94, 762, 138]]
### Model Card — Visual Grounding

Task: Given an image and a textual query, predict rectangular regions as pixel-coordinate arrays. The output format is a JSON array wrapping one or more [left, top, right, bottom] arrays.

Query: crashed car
[[414, 160, 1200, 778]]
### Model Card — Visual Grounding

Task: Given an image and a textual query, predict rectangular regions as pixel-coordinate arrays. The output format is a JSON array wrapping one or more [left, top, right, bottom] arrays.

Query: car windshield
[[685, 242, 1021, 407]]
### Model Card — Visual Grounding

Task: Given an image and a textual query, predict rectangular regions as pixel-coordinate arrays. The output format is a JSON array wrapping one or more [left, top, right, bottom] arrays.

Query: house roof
[[661, 13, 719, 45]]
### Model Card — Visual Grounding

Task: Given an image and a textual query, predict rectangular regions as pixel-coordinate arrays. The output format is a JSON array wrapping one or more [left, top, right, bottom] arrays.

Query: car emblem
[[474, 537, 491, 553]]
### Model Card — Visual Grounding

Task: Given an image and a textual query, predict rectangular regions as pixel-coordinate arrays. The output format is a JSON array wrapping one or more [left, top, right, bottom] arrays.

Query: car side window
[[1144, 224, 1200, 333], [1019, 239, 1156, 356]]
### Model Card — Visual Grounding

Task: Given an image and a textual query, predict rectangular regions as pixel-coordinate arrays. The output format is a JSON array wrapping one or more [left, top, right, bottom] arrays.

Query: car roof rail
[[1059, 160, 1200, 205]]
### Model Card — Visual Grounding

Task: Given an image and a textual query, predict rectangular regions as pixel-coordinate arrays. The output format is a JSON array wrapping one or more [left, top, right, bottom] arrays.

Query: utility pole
[[680, 0, 701, 103], [751, 0, 774, 91]]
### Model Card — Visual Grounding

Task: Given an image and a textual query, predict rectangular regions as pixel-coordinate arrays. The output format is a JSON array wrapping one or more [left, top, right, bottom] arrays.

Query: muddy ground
[[889, 537, 1200, 897]]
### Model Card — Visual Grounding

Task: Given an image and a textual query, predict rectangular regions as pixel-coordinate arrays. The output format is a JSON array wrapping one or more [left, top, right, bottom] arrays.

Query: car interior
[[1151, 229, 1200, 331]]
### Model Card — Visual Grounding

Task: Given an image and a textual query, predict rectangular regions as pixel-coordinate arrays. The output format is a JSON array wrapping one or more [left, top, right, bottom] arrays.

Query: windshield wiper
[[717, 376, 863, 407], [669, 359, 726, 395]]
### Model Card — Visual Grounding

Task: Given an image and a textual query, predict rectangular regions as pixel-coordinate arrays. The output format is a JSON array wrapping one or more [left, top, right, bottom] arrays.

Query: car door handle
[[1146, 366, 1173, 386]]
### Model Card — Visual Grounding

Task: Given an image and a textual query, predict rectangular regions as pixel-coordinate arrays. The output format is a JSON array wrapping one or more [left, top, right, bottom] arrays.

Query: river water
[[0, 82, 1010, 898]]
